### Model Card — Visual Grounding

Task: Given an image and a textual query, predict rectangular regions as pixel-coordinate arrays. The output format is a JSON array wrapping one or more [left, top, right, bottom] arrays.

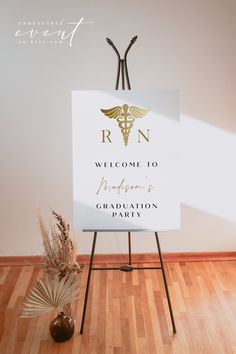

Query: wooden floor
[[0, 261, 236, 354]]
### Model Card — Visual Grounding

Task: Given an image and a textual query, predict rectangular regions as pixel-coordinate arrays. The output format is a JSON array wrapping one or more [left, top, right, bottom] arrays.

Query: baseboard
[[0, 251, 236, 266]]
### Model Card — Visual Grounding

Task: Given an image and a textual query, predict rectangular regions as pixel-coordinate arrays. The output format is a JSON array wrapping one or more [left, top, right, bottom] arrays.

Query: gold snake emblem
[[101, 104, 149, 146]]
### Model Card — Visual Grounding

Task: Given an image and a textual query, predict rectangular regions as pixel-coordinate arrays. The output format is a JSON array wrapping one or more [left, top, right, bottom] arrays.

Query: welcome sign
[[72, 90, 180, 231]]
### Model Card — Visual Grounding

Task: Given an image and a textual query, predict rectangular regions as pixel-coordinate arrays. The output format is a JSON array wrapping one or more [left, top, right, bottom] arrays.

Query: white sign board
[[72, 90, 180, 231]]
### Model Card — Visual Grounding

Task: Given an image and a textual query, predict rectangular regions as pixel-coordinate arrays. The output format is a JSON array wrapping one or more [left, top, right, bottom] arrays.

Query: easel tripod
[[79, 36, 176, 335]]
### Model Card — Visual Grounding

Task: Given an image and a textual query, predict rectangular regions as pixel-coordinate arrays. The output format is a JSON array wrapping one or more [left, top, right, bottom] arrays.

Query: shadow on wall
[[159, 203, 236, 252], [181, 114, 236, 223]]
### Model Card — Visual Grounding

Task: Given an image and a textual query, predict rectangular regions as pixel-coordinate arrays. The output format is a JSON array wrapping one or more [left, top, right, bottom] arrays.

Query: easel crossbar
[[92, 266, 162, 271]]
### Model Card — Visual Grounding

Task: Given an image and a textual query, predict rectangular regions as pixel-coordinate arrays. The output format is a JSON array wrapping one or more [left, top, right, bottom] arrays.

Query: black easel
[[79, 36, 176, 335]]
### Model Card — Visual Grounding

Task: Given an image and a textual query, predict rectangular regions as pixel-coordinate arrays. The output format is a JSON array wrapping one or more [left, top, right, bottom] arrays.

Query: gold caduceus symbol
[[100, 104, 149, 146]]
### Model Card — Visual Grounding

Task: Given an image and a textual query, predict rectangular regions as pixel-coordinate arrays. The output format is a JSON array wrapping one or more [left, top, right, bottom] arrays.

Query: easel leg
[[128, 231, 132, 265], [115, 61, 121, 90], [155, 232, 176, 334], [121, 59, 125, 90], [80, 231, 97, 334]]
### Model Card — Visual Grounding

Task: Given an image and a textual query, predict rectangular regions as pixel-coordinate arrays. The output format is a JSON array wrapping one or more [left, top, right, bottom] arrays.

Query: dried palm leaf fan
[[21, 274, 78, 318]]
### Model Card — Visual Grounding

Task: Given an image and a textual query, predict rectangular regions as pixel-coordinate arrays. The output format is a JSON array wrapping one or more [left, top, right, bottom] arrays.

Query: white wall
[[0, 0, 236, 255]]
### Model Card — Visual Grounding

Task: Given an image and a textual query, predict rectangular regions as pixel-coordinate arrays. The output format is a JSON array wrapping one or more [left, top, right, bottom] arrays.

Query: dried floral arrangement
[[39, 210, 83, 279], [21, 210, 83, 319]]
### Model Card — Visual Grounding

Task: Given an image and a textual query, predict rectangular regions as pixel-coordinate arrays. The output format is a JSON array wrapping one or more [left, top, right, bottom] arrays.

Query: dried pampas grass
[[38, 210, 83, 279]]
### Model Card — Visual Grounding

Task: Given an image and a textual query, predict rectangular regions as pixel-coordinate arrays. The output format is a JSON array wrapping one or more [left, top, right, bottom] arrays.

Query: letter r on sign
[[102, 130, 112, 143]]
